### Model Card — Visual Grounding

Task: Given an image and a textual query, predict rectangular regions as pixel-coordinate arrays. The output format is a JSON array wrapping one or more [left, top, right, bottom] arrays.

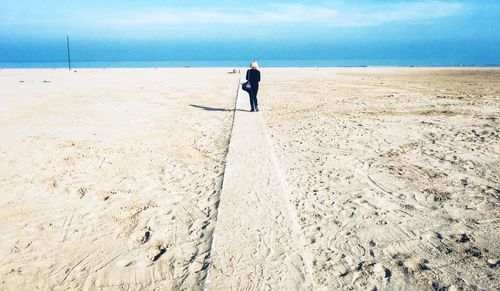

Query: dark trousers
[[249, 84, 259, 110]]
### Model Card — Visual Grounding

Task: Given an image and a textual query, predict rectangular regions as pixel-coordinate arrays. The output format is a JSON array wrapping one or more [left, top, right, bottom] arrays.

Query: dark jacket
[[246, 69, 261, 85]]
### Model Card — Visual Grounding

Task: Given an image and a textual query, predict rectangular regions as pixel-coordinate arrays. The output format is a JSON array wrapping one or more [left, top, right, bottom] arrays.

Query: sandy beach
[[0, 68, 499, 290]]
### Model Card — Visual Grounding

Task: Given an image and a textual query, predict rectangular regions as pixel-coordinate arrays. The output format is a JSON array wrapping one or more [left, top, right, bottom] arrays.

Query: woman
[[246, 61, 261, 112]]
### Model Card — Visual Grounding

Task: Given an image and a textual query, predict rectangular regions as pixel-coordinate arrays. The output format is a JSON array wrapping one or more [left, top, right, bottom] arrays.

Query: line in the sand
[[201, 76, 241, 289], [260, 116, 317, 287]]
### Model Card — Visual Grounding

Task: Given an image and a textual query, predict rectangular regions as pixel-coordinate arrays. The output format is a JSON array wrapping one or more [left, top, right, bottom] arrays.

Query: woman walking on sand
[[246, 61, 261, 112]]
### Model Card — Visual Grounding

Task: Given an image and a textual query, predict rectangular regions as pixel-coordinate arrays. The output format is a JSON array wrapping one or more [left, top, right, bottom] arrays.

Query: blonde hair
[[250, 61, 258, 69]]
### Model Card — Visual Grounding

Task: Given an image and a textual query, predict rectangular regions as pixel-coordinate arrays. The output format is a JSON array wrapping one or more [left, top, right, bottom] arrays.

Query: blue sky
[[1, 0, 499, 63]]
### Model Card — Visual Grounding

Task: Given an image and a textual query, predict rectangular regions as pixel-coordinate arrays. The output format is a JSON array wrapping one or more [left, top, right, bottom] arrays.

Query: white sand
[[259, 68, 500, 290], [0, 68, 239, 290], [0, 68, 498, 290]]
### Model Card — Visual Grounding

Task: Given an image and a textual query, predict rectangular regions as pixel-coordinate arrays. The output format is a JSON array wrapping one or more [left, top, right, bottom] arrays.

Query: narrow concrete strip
[[205, 82, 313, 290]]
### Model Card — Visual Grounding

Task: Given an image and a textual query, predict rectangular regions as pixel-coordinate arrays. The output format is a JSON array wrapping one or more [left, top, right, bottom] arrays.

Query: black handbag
[[242, 81, 251, 92]]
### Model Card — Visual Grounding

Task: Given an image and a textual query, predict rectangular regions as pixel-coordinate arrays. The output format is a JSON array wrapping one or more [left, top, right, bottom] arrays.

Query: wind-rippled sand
[[0, 68, 498, 290]]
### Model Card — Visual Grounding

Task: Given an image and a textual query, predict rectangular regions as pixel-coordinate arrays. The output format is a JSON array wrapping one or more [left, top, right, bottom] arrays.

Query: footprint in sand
[[373, 263, 392, 280], [406, 257, 429, 273], [130, 243, 168, 268], [145, 244, 167, 262], [128, 229, 151, 249]]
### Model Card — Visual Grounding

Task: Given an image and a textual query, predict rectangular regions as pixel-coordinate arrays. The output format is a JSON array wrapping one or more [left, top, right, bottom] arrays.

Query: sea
[[1, 58, 498, 69], [2, 38, 499, 68]]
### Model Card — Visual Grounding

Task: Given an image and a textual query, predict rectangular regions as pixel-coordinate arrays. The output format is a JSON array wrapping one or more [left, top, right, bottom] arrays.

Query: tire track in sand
[[204, 78, 315, 290]]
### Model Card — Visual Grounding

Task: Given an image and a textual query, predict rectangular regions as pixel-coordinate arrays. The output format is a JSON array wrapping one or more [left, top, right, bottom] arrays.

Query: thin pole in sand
[[66, 35, 72, 71]]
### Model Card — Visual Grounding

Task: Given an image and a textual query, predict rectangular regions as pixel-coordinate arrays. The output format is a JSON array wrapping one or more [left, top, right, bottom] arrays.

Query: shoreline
[[2, 66, 500, 70]]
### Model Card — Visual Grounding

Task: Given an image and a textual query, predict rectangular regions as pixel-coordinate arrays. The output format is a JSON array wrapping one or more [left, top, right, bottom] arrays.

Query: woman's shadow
[[189, 104, 249, 112]]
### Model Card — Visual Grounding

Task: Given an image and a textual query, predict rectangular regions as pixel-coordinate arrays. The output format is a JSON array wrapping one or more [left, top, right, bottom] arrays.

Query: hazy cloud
[[0, 1, 462, 28], [0, 1, 468, 40], [84, 1, 462, 28]]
